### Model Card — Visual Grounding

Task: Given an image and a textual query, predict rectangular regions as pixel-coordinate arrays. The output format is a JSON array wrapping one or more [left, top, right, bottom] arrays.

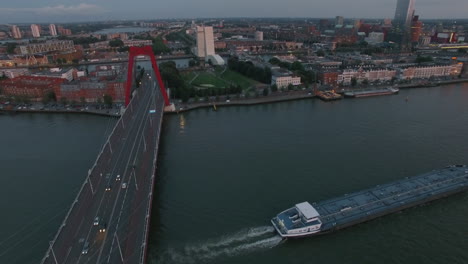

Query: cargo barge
[[272, 165, 468, 238], [344, 87, 399, 98]]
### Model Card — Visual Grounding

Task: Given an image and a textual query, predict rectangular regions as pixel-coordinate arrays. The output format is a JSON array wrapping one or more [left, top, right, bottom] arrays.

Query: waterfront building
[[337, 68, 397, 85], [0, 76, 65, 100], [318, 70, 339, 86], [11, 25, 22, 39], [399, 63, 463, 80], [59, 80, 125, 102], [31, 24, 41, 38], [49, 24, 57, 36], [271, 68, 301, 88]]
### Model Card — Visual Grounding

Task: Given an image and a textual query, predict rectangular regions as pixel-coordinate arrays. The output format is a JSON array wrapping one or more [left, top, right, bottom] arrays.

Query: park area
[[182, 67, 260, 90]]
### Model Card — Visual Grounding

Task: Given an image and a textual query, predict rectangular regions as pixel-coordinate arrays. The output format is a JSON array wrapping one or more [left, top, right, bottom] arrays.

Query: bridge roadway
[[42, 71, 165, 264]]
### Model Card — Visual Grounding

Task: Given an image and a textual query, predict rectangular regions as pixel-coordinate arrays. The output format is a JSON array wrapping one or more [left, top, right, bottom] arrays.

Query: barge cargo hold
[[344, 87, 399, 98], [272, 165, 468, 238]]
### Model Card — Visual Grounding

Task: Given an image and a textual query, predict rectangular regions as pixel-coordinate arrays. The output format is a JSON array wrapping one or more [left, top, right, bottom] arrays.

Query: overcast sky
[[0, 0, 467, 24]]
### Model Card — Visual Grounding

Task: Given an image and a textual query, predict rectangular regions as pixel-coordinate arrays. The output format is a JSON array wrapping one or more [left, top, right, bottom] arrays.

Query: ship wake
[[156, 226, 282, 264]]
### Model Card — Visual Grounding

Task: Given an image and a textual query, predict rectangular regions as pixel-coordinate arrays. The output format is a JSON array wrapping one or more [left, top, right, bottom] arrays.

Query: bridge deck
[[42, 72, 164, 264]]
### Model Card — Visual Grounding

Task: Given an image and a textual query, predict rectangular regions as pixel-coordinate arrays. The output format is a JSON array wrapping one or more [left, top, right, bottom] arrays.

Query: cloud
[[0, 3, 105, 16]]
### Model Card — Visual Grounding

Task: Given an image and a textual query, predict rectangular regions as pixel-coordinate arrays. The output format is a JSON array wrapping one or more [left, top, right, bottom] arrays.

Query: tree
[[316, 49, 325, 57], [287, 83, 294, 91], [351, 77, 357, 87], [269, 57, 280, 65], [80, 97, 86, 105], [60, 97, 68, 106], [362, 79, 369, 85], [6, 43, 17, 54], [97, 97, 103, 104], [103, 94, 113, 107], [458, 48, 467, 54], [291, 61, 304, 72], [109, 39, 124, 47], [72, 59, 79, 64], [263, 87, 269, 96], [415, 55, 433, 64], [271, 84, 278, 92], [189, 59, 199, 67]]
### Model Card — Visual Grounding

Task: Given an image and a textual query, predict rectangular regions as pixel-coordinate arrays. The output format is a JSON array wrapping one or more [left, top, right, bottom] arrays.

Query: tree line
[[227, 57, 271, 84]]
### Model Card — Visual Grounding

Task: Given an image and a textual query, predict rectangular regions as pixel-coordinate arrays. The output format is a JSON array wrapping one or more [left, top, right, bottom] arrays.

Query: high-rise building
[[195, 26, 224, 65], [410, 16, 423, 43], [11, 25, 22, 39], [31, 24, 41, 38], [335, 16, 344, 26], [393, 0, 415, 30], [255, 31, 264, 41], [196, 26, 215, 58], [49, 24, 57, 36]]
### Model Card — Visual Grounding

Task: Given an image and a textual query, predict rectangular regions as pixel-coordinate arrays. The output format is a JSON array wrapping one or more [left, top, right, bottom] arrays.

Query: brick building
[[318, 71, 339, 86], [0, 76, 65, 100], [59, 80, 125, 102]]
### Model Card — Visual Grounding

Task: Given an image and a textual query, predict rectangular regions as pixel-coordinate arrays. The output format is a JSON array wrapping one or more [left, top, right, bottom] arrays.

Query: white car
[[121, 183, 127, 189], [93, 217, 99, 226]]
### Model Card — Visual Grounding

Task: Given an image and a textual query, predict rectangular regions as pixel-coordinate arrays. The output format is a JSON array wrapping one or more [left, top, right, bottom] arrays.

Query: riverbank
[[2, 78, 467, 117], [167, 90, 315, 114], [167, 78, 468, 113]]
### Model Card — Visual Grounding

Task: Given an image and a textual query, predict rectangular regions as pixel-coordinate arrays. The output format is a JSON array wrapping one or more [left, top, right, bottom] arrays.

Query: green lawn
[[182, 68, 260, 90], [220, 69, 259, 89], [192, 72, 229, 88], [181, 72, 197, 82]]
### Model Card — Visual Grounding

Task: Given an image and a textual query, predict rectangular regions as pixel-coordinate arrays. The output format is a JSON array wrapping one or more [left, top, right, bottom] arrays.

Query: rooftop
[[295, 202, 320, 219]]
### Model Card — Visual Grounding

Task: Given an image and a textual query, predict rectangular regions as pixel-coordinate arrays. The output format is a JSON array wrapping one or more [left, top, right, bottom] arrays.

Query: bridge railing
[[139, 90, 164, 264]]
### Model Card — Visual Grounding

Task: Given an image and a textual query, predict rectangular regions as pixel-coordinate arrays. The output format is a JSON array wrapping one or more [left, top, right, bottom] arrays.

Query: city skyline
[[0, 0, 468, 24]]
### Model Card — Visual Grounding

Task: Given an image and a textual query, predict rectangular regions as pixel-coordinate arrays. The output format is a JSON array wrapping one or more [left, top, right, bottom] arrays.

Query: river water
[[148, 83, 468, 264], [0, 84, 467, 263]]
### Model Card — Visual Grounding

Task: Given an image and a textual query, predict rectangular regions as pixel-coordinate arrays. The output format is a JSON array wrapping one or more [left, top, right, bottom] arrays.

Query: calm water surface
[[1, 84, 468, 263], [148, 84, 468, 264], [0, 114, 115, 264]]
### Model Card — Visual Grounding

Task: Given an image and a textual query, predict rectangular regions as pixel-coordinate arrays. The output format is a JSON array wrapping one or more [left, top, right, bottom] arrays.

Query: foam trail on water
[[198, 235, 283, 261], [159, 226, 282, 264], [184, 226, 274, 254]]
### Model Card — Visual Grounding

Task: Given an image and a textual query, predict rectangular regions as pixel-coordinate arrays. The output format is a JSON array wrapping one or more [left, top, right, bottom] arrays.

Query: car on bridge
[[105, 184, 112, 191], [99, 221, 107, 233], [93, 217, 99, 226], [81, 241, 89, 255]]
